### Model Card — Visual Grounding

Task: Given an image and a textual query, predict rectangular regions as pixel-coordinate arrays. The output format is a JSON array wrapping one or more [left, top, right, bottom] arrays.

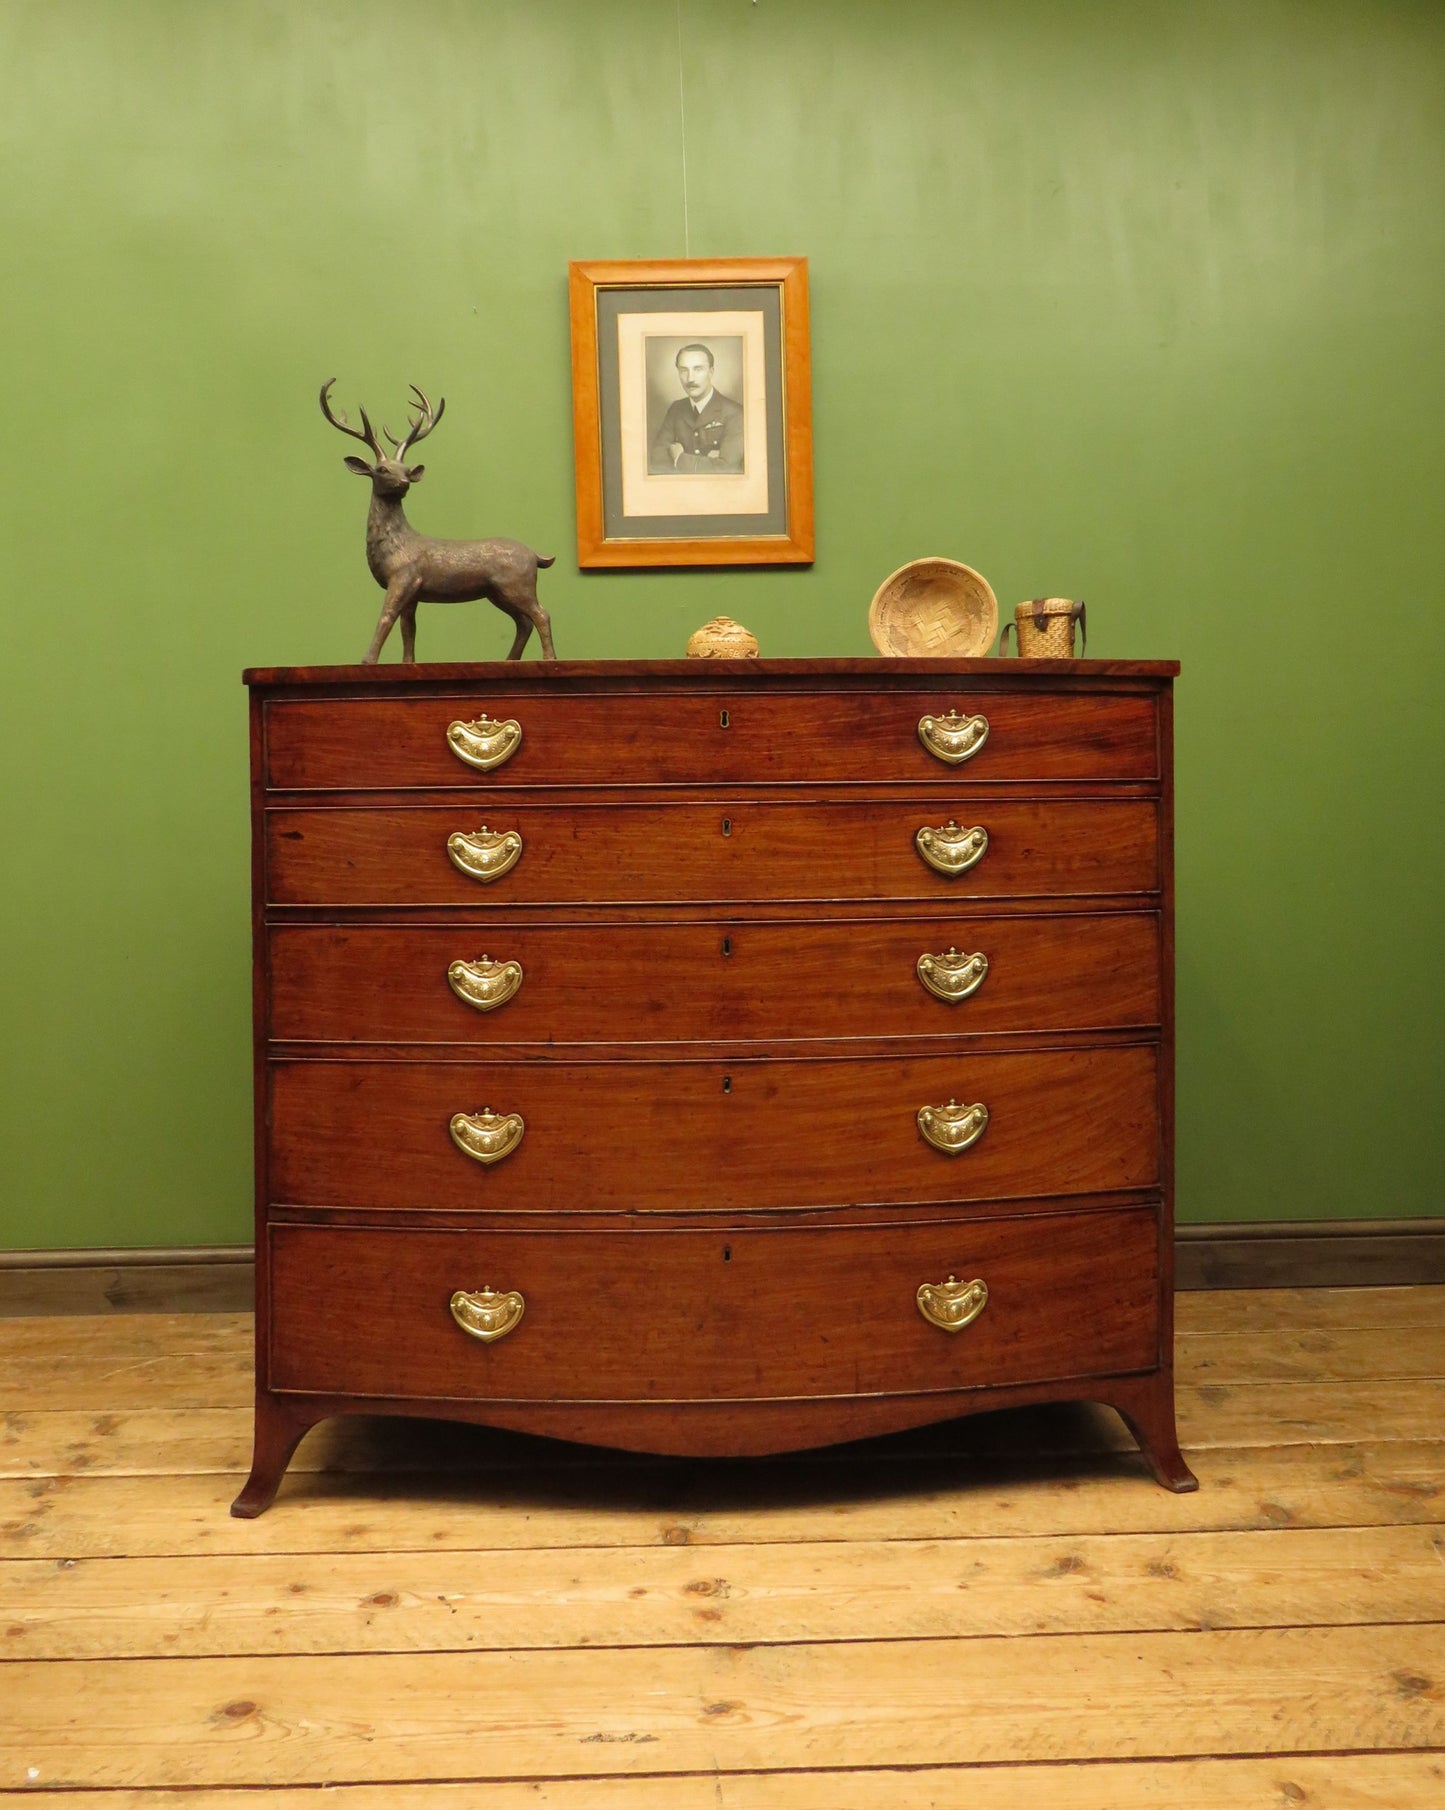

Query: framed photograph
[[569, 256, 813, 568]]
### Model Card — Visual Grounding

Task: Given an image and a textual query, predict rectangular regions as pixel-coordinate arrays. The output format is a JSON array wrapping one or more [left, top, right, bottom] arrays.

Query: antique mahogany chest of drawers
[[234, 657, 1193, 1515]]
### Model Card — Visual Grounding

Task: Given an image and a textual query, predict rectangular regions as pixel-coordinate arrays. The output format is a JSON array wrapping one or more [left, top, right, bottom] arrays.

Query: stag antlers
[[318, 379, 383, 461], [384, 386, 445, 460], [318, 380, 446, 464]]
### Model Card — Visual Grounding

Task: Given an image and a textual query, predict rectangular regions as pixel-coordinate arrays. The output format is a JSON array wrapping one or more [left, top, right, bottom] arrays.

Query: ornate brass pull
[[446, 714, 522, 772], [449, 1109, 525, 1166], [915, 821, 989, 876], [447, 956, 523, 1013], [917, 1275, 989, 1333], [917, 948, 989, 1003], [449, 1287, 525, 1342], [918, 711, 989, 765], [917, 1098, 989, 1155], [447, 826, 523, 883]]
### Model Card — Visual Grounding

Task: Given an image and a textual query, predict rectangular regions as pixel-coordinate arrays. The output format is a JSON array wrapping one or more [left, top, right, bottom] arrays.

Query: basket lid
[[1014, 596, 1085, 626]]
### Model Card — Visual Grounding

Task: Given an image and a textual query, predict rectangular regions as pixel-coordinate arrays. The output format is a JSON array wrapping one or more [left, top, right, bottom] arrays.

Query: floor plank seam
[[6, 1616, 1445, 1664]]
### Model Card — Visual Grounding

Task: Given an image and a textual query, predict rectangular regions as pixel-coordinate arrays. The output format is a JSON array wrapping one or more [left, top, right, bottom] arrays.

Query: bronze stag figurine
[[320, 380, 556, 663]]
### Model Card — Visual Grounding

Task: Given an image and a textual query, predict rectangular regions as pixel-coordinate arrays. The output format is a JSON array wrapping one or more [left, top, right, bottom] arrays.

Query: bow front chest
[[235, 657, 1193, 1514]]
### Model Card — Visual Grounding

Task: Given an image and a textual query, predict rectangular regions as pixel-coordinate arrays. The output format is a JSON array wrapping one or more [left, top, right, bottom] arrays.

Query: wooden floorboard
[[3, 1439, 1443, 1559], [3, 1756, 1444, 1807], [6, 1523, 1444, 1658], [3, 1293, 1444, 1803]]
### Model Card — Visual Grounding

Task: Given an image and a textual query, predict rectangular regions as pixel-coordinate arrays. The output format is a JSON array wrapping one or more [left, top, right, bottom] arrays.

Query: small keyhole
[[723, 1245, 732, 1262], [722, 1075, 733, 1093], [719, 709, 730, 729], [721, 817, 732, 837], [721, 936, 732, 957]]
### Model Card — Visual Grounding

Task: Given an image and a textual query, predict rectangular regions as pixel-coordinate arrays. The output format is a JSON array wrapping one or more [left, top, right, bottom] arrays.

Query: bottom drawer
[[269, 1208, 1159, 1403]]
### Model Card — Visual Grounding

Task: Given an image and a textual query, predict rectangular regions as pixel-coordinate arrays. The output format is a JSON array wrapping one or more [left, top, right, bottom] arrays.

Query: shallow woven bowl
[[868, 558, 999, 658]]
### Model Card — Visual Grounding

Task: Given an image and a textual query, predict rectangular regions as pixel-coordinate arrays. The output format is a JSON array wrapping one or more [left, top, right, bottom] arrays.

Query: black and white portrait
[[645, 336, 746, 475]]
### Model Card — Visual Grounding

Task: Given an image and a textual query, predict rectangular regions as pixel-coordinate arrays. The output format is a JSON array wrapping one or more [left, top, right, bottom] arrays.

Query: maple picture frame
[[568, 256, 813, 568]]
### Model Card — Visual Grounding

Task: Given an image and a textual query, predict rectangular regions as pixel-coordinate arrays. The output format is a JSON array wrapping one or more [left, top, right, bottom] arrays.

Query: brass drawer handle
[[918, 711, 989, 765], [917, 1275, 988, 1333], [917, 948, 988, 1003], [449, 1287, 525, 1342], [917, 1098, 989, 1154], [915, 821, 988, 876], [449, 1108, 525, 1166], [447, 956, 524, 1013], [446, 714, 522, 772], [447, 826, 523, 883]]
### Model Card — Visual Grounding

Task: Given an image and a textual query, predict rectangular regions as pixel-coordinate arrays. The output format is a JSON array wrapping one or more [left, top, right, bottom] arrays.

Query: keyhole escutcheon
[[719, 709, 731, 729], [721, 817, 732, 837]]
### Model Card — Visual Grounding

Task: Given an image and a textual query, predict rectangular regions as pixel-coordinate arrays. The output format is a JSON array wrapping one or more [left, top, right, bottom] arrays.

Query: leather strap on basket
[[999, 598, 1086, 656]]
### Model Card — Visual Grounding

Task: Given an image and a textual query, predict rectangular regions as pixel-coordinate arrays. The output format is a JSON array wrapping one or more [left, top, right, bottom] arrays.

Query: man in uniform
[[649, 342, 744, 473]]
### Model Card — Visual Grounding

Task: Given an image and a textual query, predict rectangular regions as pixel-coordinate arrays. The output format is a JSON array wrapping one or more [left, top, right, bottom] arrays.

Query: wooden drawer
[[269, 1044, 1160, 1212], [264, 689, 1159, 790], [266, 797, 1159, 906], [268, 912, 1162, 1044], [269, 1209, 1160, 1401]]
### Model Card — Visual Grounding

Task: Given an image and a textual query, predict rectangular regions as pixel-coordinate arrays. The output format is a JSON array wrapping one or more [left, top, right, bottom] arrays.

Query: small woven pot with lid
[[1000, 597, 1086, 658]]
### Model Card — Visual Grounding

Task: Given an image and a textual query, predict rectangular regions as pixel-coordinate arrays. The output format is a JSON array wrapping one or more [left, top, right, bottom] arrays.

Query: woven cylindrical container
[[1000, 597, 1086, 657]]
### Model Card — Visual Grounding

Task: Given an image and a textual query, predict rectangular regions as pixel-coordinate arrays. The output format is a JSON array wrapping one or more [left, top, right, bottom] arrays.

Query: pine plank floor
[[1, 1287, 1442, 1806]]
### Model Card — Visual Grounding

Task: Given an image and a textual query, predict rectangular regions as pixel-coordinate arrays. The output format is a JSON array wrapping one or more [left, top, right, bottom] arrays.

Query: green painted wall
[[1, 0, 1440, 1249]]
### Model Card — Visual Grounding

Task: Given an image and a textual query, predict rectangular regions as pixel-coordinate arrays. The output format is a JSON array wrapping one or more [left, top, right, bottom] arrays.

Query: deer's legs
[[399, 601, 418, 664], [534, 604, 556, 660], [501, 611, 533, 661], [362, 573, 422, 665]]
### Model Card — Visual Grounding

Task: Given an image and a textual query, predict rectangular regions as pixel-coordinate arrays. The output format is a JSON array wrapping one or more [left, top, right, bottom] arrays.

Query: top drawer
[[263, 689, 1159, 791]]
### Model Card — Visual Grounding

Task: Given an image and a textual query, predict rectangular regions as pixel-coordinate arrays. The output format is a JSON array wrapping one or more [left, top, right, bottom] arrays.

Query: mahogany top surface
[[244, 656, 1179, 690]]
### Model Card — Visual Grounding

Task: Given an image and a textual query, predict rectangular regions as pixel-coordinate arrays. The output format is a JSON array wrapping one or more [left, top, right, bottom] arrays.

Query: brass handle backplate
[[915, 821, 989, 876], [449, 1287, 525, 1342], [917, 1098, 989, 1155], [449, 1109, 525, 1166], [446, 714, 522, 772], [447, 956, 524, 1013], [917, 1275, 989, 1333], [916, 948, 989, 1003], [918, 711, 989, 766], [447, 826, 523, 883]]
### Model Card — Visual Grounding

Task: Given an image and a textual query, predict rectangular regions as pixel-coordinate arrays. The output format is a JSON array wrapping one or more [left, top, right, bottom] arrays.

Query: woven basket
[[686, 616, 759, 658], [867, 558, 999, 658], [1000, 597, 1086, 658]]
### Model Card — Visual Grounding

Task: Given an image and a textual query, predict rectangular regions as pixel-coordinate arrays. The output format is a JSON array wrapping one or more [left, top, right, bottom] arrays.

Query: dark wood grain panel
[[268, 1045, 1160, 1212], [267, 912, 1162, 1044], [268, 1207, 1160, 1401], [264, 688, 1158, 789], [265, 798, 1159, 906]]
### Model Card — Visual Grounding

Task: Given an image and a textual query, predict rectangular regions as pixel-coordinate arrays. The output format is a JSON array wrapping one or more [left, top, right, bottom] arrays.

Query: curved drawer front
[[268, 1208, 1160, 1402], [269, 1044, 1159, 1213], [268, 913, 1162, 1044], [266, 798, 1158, 905], [264, 690, 1158, 790]]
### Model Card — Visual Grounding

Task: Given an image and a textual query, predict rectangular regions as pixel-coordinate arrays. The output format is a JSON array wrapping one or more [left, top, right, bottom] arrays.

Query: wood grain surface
[[266, 910, 1162, 1045], [262, 686, 1160, 789], [4, 1287, 1441, 1800], [266, 1044, 1161, 1212], [4, 1624, 1442, 1788], [6, 1755, 1444, 1809], [263, 796, 1161, 906], [262, 1208, 1159, 1404]]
